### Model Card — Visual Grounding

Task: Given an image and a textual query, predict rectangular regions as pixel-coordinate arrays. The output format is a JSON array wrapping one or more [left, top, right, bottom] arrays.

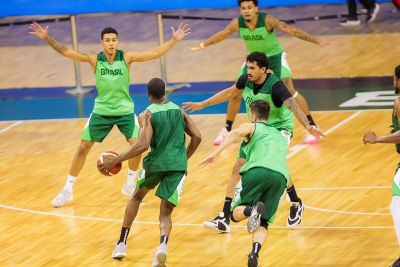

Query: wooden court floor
[[0, 110, 398, 266]]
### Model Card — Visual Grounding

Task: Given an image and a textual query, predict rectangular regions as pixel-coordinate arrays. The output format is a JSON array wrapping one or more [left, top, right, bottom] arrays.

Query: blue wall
[[0, 0, 390, 17]]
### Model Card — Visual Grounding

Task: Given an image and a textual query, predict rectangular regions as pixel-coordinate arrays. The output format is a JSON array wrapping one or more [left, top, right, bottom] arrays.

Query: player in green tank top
[[184, 52, 324, 231], [99, 78, 202, 265], [199, 100, 288, 267], [363, 65, 400, 267], [29, 22, 190, 208], [191, 0, 324, 145]]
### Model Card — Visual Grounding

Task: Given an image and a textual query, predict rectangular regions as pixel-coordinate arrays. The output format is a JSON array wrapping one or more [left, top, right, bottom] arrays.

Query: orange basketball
[[97, 151, 122, 176]]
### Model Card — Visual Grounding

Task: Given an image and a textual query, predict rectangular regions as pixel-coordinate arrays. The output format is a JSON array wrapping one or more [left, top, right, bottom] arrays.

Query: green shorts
[[393, 163, 400, 196], [137, 169, 187, 206], [232, 167, 287, 224], [237, 52, 292, 79], [81, 113, 139, 142]]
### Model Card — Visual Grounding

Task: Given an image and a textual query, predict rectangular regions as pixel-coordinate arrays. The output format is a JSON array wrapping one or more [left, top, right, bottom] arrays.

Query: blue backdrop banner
[[1, 0, 389, 17]]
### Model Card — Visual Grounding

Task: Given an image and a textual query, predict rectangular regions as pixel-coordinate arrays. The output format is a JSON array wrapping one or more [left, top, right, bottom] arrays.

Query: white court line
[[0, 204, 393, 229], [0, 108, 387, 123], [0, 121, 23, 135], [298, 185, 391, 191], [305, 204, 391, 216], [287, 110, 363, 158]]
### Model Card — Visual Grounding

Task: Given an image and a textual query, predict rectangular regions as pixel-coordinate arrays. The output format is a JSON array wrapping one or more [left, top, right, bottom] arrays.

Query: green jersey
[[241, 74, 294, 133], [94, 50, 134, 116], [238, 13, 284, 57], [143, 102, 187, 172], [393, 107, 400, 154], [240, 122, 289, 180]]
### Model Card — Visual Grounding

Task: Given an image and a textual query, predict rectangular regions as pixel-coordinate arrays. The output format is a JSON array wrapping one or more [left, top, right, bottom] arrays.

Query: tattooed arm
[[265, 15, 322, 46], [284, 97, 324, 138], [29, 22, 96, 65]]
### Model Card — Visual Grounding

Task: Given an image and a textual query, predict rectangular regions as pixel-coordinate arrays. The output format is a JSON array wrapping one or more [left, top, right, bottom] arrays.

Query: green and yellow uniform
[[232, 122, 289, 223], [138, 102, 187, 206], [237, 12, 292, 79], [82, 50, 139, 142]]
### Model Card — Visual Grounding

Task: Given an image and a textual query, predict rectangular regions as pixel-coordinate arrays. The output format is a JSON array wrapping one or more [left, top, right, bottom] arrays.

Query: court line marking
[[0, 121, 23, 135], [298, 185, 391, 190], [0, 109, 386, 123], [287, 110, 363, 158], [0, 110, 388, 228], [0, 204, 393, 229]]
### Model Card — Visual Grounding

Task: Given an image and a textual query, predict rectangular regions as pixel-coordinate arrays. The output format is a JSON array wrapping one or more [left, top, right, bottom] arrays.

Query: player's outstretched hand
[[172, 23, 191, 41], [199, 153, 218, 168], [363, 131, 377, 144], [307, 125, 325, 139], [182, 102, 205, 113], [29, 22, 49, 40]]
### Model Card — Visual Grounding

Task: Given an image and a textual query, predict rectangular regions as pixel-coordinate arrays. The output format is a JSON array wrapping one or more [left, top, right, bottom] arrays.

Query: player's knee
[[260, 218, 269, 229], [230, 213, 240, 223], [77, 141, 92, 155]]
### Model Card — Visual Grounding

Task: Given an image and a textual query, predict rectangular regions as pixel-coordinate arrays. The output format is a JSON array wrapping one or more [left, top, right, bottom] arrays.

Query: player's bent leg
[[51, 140, 95, 208], [152, 199, 174, 267], [112, 186, 151, 259], [203, 158, 245, 233], [248, 223, 268, 267]]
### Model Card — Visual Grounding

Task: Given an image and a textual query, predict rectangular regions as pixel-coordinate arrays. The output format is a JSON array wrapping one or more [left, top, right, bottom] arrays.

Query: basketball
[[97, 151, 122, 176]]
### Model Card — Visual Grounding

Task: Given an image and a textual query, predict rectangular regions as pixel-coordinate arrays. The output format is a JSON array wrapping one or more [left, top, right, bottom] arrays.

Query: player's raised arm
[[199, 123, 253, 167], [29, 22, 96, 64], [125, 23, 190, 63], [191, 18, 238, 51], [265, 15, 323, 46], [182, 84, 242, 113]]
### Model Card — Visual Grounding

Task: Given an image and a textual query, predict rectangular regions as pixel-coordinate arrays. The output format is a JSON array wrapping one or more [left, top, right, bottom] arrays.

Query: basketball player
[[183, 52, 324, 230], [29, 22, 190, 207], [200, 100, 289, 267], [99, 78, 202, 266], [363, 65, 400, 267], [191, 0, 323, 145]]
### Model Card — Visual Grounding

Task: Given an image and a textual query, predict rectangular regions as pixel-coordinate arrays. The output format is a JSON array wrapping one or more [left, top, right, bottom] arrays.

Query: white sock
[[64, 175, 77, 192], [390, 195, 400, 245], [126, 169, 137, 187]]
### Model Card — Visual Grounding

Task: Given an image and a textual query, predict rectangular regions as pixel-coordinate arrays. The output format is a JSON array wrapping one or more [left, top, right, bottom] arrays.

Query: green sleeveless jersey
[[393, 107, 400, 154], [241, 74, 294, 133], [94, 50, 134, 116], [238, 13, 284, 57], [143, 102, 187, 172], [240, 122, 289, 180]]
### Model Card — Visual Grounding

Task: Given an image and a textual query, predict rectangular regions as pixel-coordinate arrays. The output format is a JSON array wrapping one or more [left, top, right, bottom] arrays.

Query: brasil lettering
[[243, 35, 265, 41], [100, 68, 123, 76]]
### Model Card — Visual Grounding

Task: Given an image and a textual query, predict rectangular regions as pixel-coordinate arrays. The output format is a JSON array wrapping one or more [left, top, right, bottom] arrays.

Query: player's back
[[143, 101, 187, 172]]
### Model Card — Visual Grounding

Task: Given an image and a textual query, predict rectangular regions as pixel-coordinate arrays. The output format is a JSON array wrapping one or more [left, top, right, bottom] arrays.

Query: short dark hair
[[246, 52, 269, 70], [395, 65, 400, 80], [101, 27, 118, 39], [250, 100, 270, 120], [148, 78, 166, 99], [238, 0, 258, 6]]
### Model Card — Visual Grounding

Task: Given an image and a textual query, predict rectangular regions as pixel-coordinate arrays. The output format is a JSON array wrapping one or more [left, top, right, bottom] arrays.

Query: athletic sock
[[287, 185, 301, 203], [64, 175, 76, 192], [160, 235, 169, 245], [222, 197, 233, 220], [251, 242, 262, 257], [226, 120, 233, 132], [118, 227, 130, 245]]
